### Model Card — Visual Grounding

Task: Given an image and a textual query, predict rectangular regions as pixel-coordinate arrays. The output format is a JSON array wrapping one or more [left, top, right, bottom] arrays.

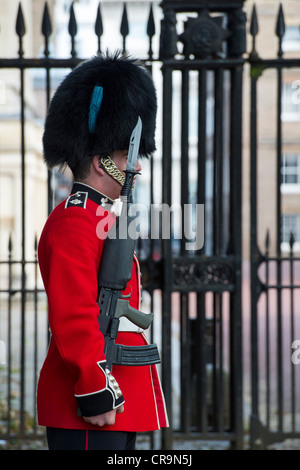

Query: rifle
[[98, 117, 160, 371]]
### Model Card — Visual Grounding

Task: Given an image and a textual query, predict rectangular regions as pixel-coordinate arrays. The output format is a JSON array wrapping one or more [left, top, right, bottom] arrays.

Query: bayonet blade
[[126, 116, 142, 172]]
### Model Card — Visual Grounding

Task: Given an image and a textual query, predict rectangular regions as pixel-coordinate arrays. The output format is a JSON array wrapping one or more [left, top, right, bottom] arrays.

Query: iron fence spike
[[250, 4, 258, 37], [147, 4, 155, 38], [289, 232, 295, 249], [16, 3, 26, 58], [147, 4, 155, 59], [265, 229, 270, 249], [276, 3, 285, 58], [95, 3, 103, 37], [95, 3, 103, 55], [68, 2, 77, 38], [8, 234, 12, 253], [120, 3, 129, 55], [42, 2, 52, 38], [68, 2, 77, 58], [16, 2, 26, 37], [249, 4, 259, 59], [120, 3, 129, 38], [275, 3, 285, 39]]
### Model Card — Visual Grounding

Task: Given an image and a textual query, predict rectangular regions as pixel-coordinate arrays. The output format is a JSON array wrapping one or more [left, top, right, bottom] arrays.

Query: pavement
[[1, 434, 300, 450]]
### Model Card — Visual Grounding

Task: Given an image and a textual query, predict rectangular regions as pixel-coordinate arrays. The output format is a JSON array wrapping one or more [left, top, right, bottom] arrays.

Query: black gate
[[249, 5, 300, 449], [157, 0, 245, 449], [0, 0, 300, 451]]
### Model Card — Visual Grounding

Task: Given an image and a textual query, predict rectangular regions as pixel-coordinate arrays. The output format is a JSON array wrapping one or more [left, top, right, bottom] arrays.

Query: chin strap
[[100, 156, 125, 187]]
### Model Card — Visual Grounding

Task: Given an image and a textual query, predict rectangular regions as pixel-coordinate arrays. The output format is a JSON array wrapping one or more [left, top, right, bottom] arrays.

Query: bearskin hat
[[42, 51, 157, 173]]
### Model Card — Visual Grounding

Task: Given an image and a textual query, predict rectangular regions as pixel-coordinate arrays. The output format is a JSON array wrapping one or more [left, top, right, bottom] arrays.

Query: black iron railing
[[0, 235, 47, 440], [249, 3, 300, 449], [0, 0, 300, 451], [0, 1, 157, 446]]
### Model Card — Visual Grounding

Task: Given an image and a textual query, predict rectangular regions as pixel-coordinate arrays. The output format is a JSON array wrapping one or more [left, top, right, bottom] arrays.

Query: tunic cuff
[[75, 361, 125, 417]]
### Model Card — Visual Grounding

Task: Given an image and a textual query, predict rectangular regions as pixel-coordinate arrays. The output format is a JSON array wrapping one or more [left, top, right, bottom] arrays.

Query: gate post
[[159, 0, 246, 450]]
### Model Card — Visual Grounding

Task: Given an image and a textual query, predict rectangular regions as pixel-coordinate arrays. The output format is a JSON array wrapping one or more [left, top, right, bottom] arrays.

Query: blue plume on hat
[[88, 86, 103, 133]]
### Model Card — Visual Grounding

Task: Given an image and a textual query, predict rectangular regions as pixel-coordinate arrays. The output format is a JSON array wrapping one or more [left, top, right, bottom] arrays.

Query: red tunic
[[37, 182, 168, 432]]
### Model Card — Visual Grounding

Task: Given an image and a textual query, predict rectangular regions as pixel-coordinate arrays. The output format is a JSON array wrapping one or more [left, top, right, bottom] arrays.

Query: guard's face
[[112, 150, 142, 177]]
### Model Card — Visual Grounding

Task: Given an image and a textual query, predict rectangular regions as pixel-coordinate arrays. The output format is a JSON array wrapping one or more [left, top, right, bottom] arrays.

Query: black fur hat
[[42, 51, 157, 173]]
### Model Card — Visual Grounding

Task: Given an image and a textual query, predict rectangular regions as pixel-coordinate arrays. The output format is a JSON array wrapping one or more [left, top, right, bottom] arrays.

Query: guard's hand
[[83, 404, 124, 427]]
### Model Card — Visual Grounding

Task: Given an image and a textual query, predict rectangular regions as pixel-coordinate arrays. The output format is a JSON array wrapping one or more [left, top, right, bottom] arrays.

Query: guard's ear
[[92, 155, 105, 176]]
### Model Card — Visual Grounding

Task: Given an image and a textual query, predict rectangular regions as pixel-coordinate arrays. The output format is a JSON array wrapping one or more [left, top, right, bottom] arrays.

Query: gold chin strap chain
[[100, 156, 125, 187]]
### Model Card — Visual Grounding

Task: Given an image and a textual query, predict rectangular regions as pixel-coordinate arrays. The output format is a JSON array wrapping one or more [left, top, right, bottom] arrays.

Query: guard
[[37, 52, 169, 450]]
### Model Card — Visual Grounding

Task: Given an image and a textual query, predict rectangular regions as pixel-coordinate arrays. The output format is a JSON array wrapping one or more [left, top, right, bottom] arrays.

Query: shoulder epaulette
[[65, 191, 88, 209]]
